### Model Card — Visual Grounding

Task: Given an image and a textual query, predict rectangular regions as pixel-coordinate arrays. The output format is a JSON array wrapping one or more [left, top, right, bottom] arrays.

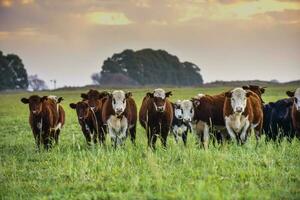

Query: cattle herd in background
[[21, 86, 300, 150]]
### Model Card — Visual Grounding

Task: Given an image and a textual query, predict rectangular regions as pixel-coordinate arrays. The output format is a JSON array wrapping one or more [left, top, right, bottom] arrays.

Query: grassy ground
[[0, 86, 299, 199]]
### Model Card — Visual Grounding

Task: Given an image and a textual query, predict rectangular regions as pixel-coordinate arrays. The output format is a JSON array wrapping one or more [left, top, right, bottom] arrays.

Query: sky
[[0, 0, 300, 88]]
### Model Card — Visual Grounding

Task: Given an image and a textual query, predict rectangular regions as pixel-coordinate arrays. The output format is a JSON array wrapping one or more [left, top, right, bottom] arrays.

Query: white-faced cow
[[102, 90, 137, 148], [286, 88, 300, 138], [171, 100, 193, 146], [139, 88, 173, 149], [224, 88, 263, 145], [21, 95, 65, 150]]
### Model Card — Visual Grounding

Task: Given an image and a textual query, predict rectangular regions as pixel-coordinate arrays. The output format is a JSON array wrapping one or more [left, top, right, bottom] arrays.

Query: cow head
[[70, 101, 90, 121], [110, 90, 131, 116], [81, 89, 109, 110], [242, 85, 266, 103], [225, 88, 251, 114], [180, 100, 194, 123], [173, 100, 183, 120], [269, 99, 293, 120], [191, 93, 205, 108], [147, 88, 172, 112], [47, 95, 64, 103], [287, 88, 300, 111], [21, 95, 48, 115]]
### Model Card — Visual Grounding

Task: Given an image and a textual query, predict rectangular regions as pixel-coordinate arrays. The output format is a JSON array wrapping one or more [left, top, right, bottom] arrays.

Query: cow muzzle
[[115, 108, 124, 115], [235, 107, 243, 113]]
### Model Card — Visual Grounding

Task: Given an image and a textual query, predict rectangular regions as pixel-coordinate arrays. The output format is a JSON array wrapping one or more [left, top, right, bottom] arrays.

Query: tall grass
[[0, 87, 299, 199]]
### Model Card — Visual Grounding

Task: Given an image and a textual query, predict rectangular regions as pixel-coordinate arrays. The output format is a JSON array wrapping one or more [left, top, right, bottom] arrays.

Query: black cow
[[263, 98, 294, 142]]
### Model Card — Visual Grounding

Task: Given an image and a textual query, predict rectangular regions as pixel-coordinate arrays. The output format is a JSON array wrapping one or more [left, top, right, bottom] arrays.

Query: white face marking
[[153, 88, 166, 99], [112, 90, 126, 115], [294, 88, 300, 111], [180, 100, 194, 122], [230, 88, 247, 113], [174, 100, 183, 119], [48, 95, 58, 102]]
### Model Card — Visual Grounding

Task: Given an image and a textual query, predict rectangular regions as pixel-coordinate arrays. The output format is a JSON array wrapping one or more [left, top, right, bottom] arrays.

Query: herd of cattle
[[20, 86, 300, 150]]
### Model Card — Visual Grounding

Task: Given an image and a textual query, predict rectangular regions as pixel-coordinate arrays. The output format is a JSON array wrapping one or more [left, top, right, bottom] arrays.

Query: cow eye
[[113, 99, 116, 104], [123, 99, 125, 103], [231, 98, 234, 101]]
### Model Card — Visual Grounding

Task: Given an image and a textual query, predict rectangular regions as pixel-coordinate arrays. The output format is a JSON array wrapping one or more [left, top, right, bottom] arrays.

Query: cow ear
[[99, 91, 109, 99], [147, 92, 154, 98], [21, 98, 29, 104], [242, 86, 249, 90], [286, 91, 295, 97], [260, 87, 266, 94], [225, 92, 232, 98], [165, 91, 172, 98], [81, 93, 88, 99], [125, 92, 132, 98], [41, 96, 48, 102], [191, 98, 200, 107], [57, 97, 64, 103], [69, 103, 77, 109], [246, 92, 252, 97]]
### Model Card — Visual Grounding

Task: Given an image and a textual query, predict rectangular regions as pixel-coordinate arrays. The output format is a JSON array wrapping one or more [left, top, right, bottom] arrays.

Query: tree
[[95, 49, 204, 86], [0, 51, 29, 90], [28, 75, 48, 91]]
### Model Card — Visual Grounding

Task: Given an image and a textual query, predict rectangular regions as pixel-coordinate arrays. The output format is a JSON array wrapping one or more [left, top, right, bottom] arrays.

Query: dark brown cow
[[191, 93, 228, 149], [102, 90, 137, 148], [139, 88, 173, 149], [81, 89, 109, 144], [224, 88, 263, 144], [287, 88, 300, 138], [21, 95, 65, 150], [70, 100, 98, 145]]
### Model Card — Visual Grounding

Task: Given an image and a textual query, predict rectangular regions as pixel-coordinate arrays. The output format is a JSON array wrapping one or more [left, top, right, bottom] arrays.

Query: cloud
[[86, 11, 133, 25]]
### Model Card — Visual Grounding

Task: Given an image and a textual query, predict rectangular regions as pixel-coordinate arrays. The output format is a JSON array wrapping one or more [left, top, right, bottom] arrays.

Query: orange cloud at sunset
[[0, 0, 299, 87]]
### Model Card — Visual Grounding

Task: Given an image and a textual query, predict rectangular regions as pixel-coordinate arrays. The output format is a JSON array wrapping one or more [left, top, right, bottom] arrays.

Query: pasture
[[1, 86, 300, 199]]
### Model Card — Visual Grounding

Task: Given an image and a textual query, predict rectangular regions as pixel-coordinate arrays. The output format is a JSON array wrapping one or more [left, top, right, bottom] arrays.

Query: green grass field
[[1, 86, 300, 200]]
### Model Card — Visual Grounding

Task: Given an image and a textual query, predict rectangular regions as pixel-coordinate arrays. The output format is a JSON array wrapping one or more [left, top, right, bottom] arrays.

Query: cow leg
[[182, 132, 187, 146], [81, 126, 92, 145], [98, 126, 106, 146], [202, 123, 210, 150], [225, 118, 237, 143], [42, 129, 52, 150], [160, 124, 170, 149], [55, 129, 60, 144], [150, 126, 158, 150], [240, 120, 250, 145], [129, 125, 136, 145]]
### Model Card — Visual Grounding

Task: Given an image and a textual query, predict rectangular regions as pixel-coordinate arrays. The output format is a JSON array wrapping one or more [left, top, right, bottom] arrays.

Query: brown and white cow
[[191, 93, 228, 149], [286, 88, 300, 138], [102, 90, 137, 148], [224, 88, 263, 144], [139, 88, 173, 149], [81, 89, 109, 144], [21, 95, 65, 150], [70, 100, 100, 145]]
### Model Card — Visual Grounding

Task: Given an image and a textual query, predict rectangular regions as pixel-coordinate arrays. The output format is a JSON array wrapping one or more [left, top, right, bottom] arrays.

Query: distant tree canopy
[[0, 51, 29, 90], [94, 49, 203, 86]]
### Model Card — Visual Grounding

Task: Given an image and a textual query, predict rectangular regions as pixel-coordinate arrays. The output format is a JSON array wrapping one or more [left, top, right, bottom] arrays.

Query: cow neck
[[89, 106, 99, 135]]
